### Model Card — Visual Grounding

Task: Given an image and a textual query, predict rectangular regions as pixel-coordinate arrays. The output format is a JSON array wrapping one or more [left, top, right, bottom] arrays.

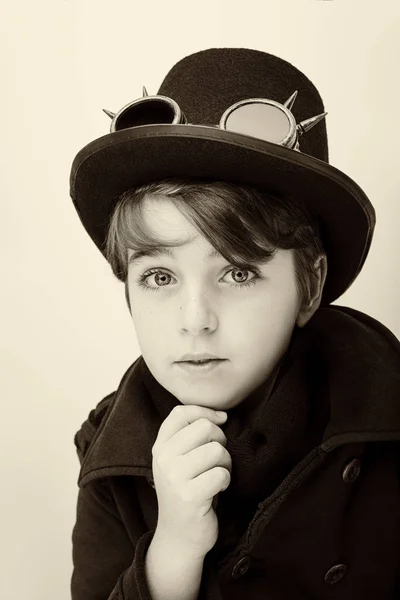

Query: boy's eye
[[135, 266, 261, 291]]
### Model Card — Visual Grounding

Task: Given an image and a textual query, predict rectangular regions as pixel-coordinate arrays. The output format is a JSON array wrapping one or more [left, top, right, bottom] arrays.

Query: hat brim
[[70, 124, 375, 305]]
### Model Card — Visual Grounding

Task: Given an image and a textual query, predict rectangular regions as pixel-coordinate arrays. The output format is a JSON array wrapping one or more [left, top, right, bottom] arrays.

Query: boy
[[70, 48, 400, 600]]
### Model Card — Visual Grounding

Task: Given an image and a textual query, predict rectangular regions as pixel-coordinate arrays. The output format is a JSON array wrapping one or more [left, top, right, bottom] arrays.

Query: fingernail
[[216, 411, 227, 419]]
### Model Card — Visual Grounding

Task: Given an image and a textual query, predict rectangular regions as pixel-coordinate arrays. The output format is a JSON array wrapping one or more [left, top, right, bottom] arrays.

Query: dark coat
[[71, 306, 400, 599]]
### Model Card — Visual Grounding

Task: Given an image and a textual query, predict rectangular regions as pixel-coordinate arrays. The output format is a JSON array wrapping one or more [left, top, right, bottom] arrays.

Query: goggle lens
[[224, 103, 291, 144], [114, 98, 178, 131]]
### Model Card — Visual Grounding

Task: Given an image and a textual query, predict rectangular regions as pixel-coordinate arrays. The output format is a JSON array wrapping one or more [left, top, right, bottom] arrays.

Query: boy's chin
[[165, 381, 245, 410]]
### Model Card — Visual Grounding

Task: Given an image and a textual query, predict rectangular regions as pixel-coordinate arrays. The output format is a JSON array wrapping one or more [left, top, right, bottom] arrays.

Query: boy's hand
[[151, 405, 231, 560]]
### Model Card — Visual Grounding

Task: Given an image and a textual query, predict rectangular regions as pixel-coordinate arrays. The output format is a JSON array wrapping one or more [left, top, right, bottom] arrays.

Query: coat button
[[342, 458, 361, 483], [324, 564, 348, 584], [147, 476, 155, 488], [232, 556, 252, 579]]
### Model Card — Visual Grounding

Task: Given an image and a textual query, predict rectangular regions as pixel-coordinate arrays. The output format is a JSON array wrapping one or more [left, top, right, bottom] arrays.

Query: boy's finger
[[154, 405, 227, 447]]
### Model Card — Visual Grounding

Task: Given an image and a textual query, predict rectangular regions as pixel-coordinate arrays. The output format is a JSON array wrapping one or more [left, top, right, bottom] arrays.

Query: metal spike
[[297, 112, 328, 136], [283, 91, 298, 111], [142, 86, 149, 97], [102, 108, 116, 119]]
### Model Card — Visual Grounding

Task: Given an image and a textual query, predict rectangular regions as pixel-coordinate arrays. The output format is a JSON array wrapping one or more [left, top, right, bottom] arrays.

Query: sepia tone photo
[[2, 1, 400, 599]]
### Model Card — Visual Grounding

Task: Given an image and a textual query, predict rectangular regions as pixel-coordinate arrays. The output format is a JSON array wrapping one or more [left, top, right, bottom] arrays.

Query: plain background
[[1, 1, 399, 598]]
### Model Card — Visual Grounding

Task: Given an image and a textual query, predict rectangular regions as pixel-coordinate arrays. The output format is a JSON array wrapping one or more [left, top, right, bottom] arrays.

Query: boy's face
[[127, 196, 306, 410]]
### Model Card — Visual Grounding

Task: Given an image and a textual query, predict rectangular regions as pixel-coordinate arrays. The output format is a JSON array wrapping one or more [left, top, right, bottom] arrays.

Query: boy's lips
[[176, 352, 225, 362], [175, 359, 227, 374]]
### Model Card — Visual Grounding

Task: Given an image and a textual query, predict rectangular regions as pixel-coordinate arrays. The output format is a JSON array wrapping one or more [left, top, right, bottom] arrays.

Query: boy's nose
[[178, 293, 219, 335]]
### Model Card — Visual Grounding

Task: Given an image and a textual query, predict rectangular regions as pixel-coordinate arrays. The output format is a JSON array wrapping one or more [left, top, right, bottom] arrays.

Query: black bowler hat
[[69, 47, 375, 305]]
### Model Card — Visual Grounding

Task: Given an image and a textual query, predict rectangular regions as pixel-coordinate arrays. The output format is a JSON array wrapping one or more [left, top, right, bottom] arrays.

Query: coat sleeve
[[71, 477, 157, 600], [71, 394, 223, 600], [70, 393, 158, 600]]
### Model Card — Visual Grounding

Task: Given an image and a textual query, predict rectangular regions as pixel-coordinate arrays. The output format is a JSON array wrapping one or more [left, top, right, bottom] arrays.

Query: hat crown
[[70, 47, 375, 306], [157, 48, 328, 162]]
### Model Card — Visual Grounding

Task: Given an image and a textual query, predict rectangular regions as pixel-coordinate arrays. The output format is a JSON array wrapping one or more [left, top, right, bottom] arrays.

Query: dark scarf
[[139, 311, 332, 561]]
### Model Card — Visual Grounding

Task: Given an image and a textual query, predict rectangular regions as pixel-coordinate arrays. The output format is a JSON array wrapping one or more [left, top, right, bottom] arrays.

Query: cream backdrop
[[1, 1, 399, 598]]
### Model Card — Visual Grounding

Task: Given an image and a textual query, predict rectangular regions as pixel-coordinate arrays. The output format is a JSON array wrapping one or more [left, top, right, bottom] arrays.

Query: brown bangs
[[105, 177, 325, 309]]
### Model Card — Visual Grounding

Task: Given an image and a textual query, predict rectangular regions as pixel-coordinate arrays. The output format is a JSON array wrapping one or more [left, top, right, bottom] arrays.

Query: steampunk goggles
[[103, 87, 327, 152]]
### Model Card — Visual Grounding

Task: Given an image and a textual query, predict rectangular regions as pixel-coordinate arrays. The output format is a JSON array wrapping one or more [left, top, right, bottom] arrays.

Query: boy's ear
[[296, 255, 328, 328]]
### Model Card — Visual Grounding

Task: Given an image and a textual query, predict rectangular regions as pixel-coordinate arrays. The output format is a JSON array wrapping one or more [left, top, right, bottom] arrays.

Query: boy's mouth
[[175, 359, 226, 373], [184, 359, 221, 364], [177, 353, 224, 362]]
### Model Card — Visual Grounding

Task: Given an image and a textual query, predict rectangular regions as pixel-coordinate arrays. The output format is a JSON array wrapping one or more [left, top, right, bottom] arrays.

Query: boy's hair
[[105, 178, 326, 312]]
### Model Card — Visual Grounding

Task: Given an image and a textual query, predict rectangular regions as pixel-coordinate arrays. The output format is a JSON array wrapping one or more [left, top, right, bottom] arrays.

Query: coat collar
[[77, 305, 400, 488]]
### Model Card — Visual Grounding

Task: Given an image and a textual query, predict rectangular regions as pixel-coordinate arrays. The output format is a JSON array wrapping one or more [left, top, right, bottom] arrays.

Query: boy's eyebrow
[[128, 245, 222, 266]]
